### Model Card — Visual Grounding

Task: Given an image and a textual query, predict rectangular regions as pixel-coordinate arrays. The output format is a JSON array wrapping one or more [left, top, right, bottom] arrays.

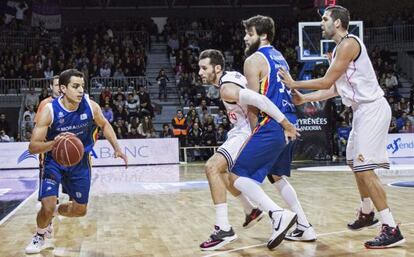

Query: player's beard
[[245, 38, 260, 57], [208, 72, 218, 85]]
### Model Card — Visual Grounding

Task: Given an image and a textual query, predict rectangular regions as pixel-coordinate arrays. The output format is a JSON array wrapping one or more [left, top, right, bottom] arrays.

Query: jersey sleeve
[[219, 72, 247, 89]]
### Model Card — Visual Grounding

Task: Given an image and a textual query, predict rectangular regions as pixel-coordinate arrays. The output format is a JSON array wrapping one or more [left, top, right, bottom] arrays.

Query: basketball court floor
[[0, 161, 413, 256]]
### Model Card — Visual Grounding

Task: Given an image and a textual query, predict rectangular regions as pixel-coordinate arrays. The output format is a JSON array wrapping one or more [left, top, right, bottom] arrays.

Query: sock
[[36, 227, 48, 235], [379, 208, 396, 227], [234, 177, 283, 213], [360, 197, 373, 214], [274, 178, 310, 229], [236, 194, 255, 214], [215, 203, 231, 231]]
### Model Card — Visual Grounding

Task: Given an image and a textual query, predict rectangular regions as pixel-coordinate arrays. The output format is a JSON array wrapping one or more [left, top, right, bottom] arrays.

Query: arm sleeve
[[238, 88, 286, 123]]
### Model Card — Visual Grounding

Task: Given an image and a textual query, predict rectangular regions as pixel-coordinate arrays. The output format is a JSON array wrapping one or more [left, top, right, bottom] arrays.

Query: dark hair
[[242, 15, 275, 43], [325, 5, 350, 30], [59, 69, 84, 87], [199, 49, 225, 71]]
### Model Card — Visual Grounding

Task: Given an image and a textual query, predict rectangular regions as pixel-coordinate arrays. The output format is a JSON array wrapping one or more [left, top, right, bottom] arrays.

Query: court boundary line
[[202, 222, 414, 257], [0, 190, 37, 226]]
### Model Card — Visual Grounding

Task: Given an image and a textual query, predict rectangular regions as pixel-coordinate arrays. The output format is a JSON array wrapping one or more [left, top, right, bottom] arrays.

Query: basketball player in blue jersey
[[278, 5, 404, 249], [25, 69, 128, 254], [198, 49, 300, 250], [228, 15, 316, 250]]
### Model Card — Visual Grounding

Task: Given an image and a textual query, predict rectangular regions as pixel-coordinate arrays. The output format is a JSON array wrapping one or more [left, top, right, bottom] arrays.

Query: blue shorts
[[39, 153, 92, 204], [231, 114, 296, 183]]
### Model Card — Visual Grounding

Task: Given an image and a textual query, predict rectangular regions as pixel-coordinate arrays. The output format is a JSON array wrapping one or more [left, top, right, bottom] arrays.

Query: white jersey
[[332, 34, 384, 108], [218, 71, 250, 132]]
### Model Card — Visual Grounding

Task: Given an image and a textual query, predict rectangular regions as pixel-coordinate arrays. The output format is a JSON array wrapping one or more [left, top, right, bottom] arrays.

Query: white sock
[[379, 208, 396, 227], [360, 197, 373, 214], [274, 178, 310, 229], [234, 177, 283, 213], [215, 203, 231, 231], [236, 194, 256, 214], [36, 227, 48, 235]]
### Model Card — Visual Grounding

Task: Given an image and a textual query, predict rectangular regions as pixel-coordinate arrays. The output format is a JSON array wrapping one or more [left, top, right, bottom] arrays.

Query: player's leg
[[230, 124, 297, 250], [200, 153, 238, 251], [26, 167, 61, 254], [268, 141, 316, 241], [352, 99, 404, 248], [346, 128, 379, 230], [58, 154, 91, 217], [220, 172, 264, 229]]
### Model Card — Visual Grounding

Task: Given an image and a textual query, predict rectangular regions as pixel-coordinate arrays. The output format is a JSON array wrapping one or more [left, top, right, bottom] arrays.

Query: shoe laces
[[33, 234, 44, 245]]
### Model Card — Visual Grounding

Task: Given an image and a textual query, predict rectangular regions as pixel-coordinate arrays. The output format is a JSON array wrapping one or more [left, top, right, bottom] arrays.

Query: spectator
[[214, 109, 226, 125], [15, 1, 28, 28], [25, 90, 39, 109], [187, 122, 203, 161], [138, 86, 154, 117], [385, 72, 398, 90], [99, 87, 112, 106], [100, 63, 112, 77], [337, 121, 351, 157], [113, 105, 128, 122], [138, 116, 157, 138], [0, 130, 10, 142], [172, 109, 188, 147], [112, 119, 128, 139], [23, 105, 35, 121], [206, 85, 220, 106], [39, 88, 49, 102], [22, 114, 34, 136], [0, 114, 10, 135], [128, 127, 145, 139], [102, 104, 114, 123], [216, 125, 227, 146], [399, 120, 414, 133], [160, 123, 173, 138], [126, 116, 138, 130], [44, 66, 54, 79], [113, 94, 126, 110], [125, 93, 139, 120], [156, 68, 169, 100], [202, 123, 217, 158]]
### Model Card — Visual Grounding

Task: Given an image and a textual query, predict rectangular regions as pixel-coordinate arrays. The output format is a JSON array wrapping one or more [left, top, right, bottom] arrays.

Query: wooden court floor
[[0, 164, 413, 257]]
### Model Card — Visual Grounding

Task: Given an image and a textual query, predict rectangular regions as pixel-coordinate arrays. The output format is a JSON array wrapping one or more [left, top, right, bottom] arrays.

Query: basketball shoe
[[267, 209, 297, 250], [365, 224, 405, 249], [200, 226, 237, 251], [285, 224, 317, 242], [25, 233, 54, 254], [348, 209, 379, 230], [243, 208, 264, 229]]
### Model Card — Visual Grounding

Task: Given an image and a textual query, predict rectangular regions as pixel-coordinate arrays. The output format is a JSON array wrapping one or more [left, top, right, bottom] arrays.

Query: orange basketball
[[52, 134, 84, 167]]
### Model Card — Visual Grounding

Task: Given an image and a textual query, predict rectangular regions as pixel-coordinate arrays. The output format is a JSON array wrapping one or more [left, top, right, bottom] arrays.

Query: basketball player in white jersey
[[278, 5, 405, 248], [198, 49, 301, 250]]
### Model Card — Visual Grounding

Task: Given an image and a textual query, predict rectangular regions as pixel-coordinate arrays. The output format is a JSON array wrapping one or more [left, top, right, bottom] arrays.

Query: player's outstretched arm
[[91, 100, 128, 168], [278, 39, 359, 90], [292, 85, 338, 105], [29, 105, 55, 154]]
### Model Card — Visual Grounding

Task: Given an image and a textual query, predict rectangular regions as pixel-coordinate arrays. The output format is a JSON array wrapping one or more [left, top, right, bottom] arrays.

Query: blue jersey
[[45, 94, 98, 161], [257, 45, 295, 125]]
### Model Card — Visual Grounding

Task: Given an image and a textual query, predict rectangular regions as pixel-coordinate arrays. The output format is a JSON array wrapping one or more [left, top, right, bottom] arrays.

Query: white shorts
[[217, 128, 250, 171], [346, 97, 391, 172]]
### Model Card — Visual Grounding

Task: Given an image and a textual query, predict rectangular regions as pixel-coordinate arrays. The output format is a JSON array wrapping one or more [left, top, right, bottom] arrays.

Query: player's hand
[[115, 148, 128, 169], [278, 68, 296, 89], [280, 119, 300, 143], [291, 89, 306, 106], [53, 132, 76, 143]]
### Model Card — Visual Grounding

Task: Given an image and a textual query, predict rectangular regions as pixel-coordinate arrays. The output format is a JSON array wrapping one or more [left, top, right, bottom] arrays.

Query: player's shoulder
[[219, 71, 247, 88]]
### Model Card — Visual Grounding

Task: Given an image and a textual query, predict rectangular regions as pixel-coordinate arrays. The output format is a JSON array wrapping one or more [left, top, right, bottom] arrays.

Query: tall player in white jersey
[[278, 5, 405, 249], [198, 49, 300, 250]]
